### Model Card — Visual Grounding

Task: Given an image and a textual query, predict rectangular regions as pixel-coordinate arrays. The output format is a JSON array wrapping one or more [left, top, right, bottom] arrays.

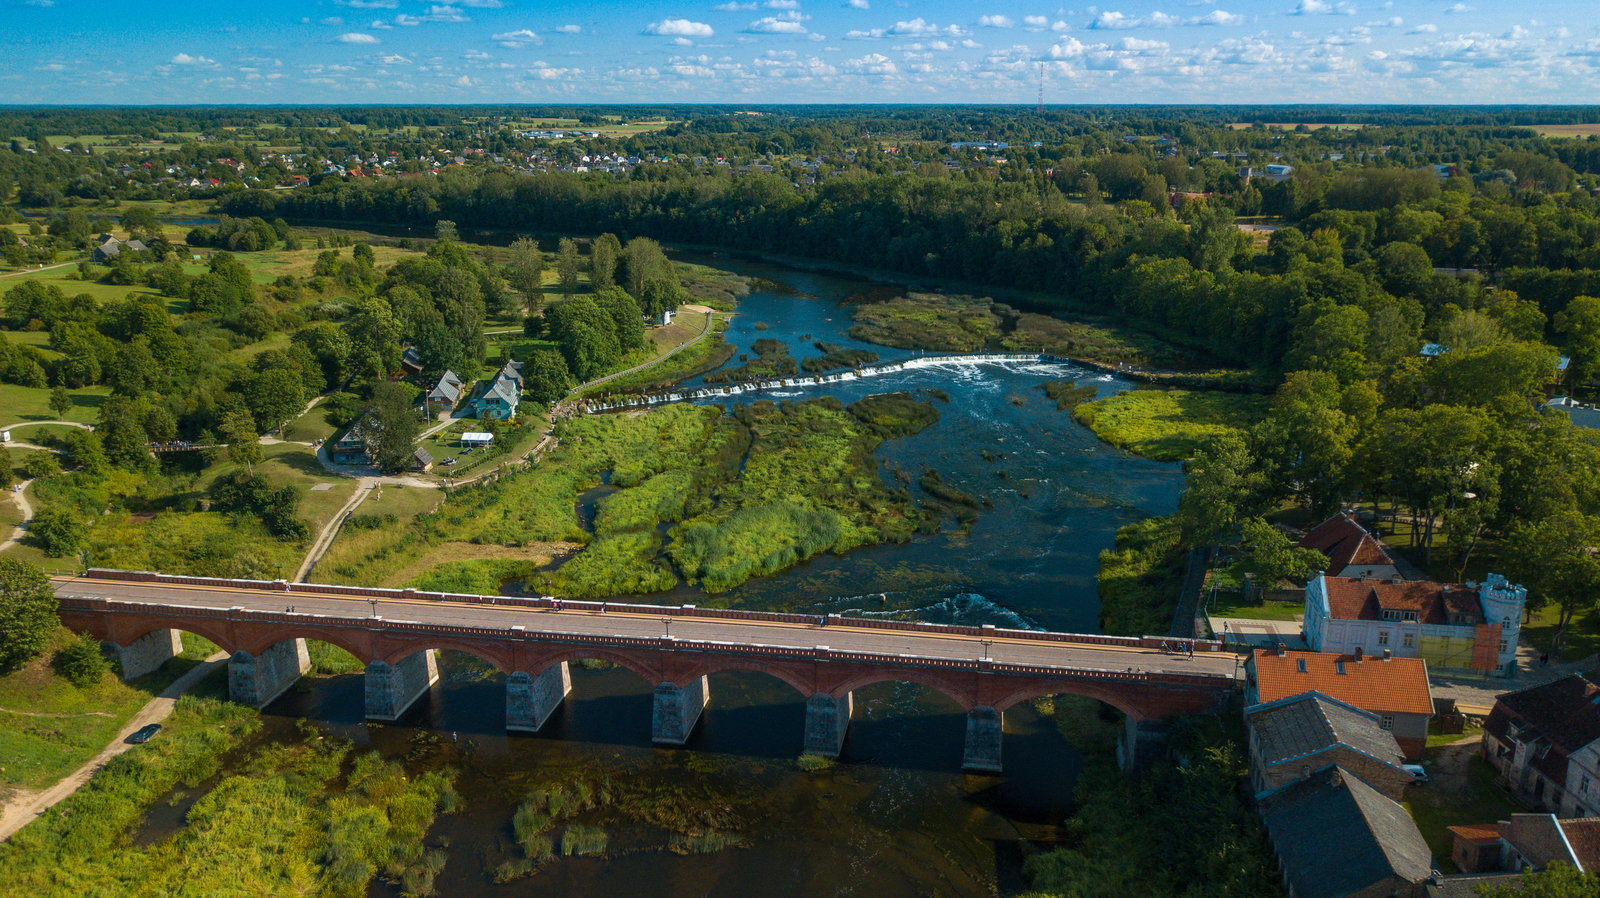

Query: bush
[[29, 505, 84, 557], [23, 452, 60, 478], [0, 558, 58, 670], [54, 632, 109, 685]]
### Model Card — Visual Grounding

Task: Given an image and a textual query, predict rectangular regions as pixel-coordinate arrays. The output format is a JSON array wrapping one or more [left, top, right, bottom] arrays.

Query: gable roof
[[1503, 814, 1580, 870], [1299, 513, 1400, 573], [1258, 765, 1435, 898], [1247, 691, 1409, 771], [476, 376, 519, 409], [1560, 818, 1600, 873], [411, 447, 434, 466], [1321, 575, 1482, 625], [1253, 649, 1434, 717], [427, 370, 463, 402], [1491, 675, 1600, 755]]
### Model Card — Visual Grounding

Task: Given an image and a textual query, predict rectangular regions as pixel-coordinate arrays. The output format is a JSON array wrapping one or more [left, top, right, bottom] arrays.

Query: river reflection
[[224, 652, 1082, 898]]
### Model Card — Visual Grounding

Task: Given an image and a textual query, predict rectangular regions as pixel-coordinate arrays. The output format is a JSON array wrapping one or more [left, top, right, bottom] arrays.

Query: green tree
[[1177, 433, 1266, 547], [22, 452, 59, 479], [245, 368, 305, 436], [1554, 295, 1600, 389], [346, 295, 403, 379], [1503, 511, 1600, 651], [0, 559, 57, 671], [590, 233, 621, 289], [53, 632, 108, 686], [65, 428, 112, 476], [547, 295, 621, 382], [1240, 518, 1327, 585], [219, 407, 263, 475], [523, 349, 571, 405], [1479, 863, 1596, 898], [434, 220, 458, 243], [48, 385, 72, 419], [506, 237, 546, 314], [556, 238, 581, 297], [594, 286, 646, 353], [352, 242, 375, 267], [29, 506, 83, 558], [1252, 371, 1358, 516], [367, 381, 422, 474], [0, 444, 11, 490]]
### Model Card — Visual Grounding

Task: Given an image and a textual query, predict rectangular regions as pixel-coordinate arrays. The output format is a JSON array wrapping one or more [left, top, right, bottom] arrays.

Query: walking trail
[[0, 651, 230, 843], [1, 478, 35, 553], [293, 477, 377, 582]]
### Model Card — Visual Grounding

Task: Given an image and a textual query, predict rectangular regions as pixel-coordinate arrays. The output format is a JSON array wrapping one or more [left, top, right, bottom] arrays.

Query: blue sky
[[3, 0, 1598, 105]]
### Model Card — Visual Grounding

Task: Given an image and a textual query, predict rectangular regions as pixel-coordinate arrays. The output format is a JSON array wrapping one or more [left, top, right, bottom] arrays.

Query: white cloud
[[979, 15, 1015, 28], [493, 29, 544, 47], [454, 75, 473, 86], [845, 28, 886, 39], [1445, 3, 1470, 12], [847, 0, 869, 7], [646, 18, 715, 37], [395, 14, 421, 25], [1089, 11, 1179, 29], [458, 0, 504, 7], [961, 37, 983, 47], [335, 0, 397, 8], [746, 11, 810, 33], [320, 17, 345, 26], [170, 53, 217, 65], [1409, 23, 1437, 33], [556, 24, 582, 33], [1191, 10, 1244, 25], [844, 51, 897, 73], [888, 17, 965, 37], [36, 62, 65, 70], [714, 2, 757, 9], [1024, 15, 1049, 29], [462, 49, 491, 59], [24, 0, 56, 7], [672, 37, 694, 45], [766, 0, 801, 7], [378, 54, 413, 64], [337, 32, 382, 43], [424, 5, 470, 23]]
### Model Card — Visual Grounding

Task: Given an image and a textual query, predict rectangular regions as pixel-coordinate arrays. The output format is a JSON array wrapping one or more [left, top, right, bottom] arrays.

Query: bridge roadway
[[53, 571, 1241, 772], [56, 577, 1238, 679]]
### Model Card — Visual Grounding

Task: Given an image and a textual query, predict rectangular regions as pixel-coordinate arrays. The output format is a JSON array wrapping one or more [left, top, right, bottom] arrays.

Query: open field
[[1073, 389, 1270, 462], [1530, 123, 1600, 138], [0, 383, 110, 429]]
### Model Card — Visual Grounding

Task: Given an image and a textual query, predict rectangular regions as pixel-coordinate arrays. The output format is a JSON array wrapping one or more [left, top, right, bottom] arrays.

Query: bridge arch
[[673, 658, 813, 700], [523, 648, 664, 687], [112, 618, 240, 656], [826, 668, 976, 710], [989, 680, 1147, 720], [381, 638, 513, 671], [240, 626, 374, 665]]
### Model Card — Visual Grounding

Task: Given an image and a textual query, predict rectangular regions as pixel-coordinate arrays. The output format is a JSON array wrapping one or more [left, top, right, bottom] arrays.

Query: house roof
[[1503, 814, 1579, 870], [1490, 676, 1600, 755], [1253, 649, 1434, 717], [1320, 575, 1481, 625], [1560, 818, 1600, 872], [411, 447, 434, 466], [477, 375, 519, 408], [1258, 765, 1435, 898], [1448, 823, 1503, 847], [1247, 691, 1409, 771], [1424, 873, 1524, 898], [1299, 513, 1400, 574], [428, 370, 463, 402]]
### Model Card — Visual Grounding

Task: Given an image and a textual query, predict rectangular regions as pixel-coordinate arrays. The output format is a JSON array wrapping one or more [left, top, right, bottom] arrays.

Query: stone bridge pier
[[228, 639, 311, 708], [507, 663, 572, 732], [116, 628, 183, 680], [802, 692, 853, 758], [365, 650, 440, 721], [651, 676, 710, 745]]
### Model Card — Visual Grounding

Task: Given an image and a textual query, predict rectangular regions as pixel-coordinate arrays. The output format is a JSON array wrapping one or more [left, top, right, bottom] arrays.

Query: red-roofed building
[[1304, 573, 1526, 677], [1299, 513, 1403, 580], [1447, 813, 1600, 874], [1247, 648, 1435, 759], [1484, 676, 1600, 818]]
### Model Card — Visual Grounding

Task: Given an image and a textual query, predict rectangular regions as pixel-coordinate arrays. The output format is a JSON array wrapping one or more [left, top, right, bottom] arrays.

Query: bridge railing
[[75, 568, 1226, 655], [56, 596, 1238, 687]]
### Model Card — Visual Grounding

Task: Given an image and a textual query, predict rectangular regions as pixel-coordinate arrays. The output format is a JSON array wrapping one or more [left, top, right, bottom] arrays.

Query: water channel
[[152, 243, 1186, 897]]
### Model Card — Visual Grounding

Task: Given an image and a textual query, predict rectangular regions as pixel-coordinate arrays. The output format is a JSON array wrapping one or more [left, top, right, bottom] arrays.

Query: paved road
[[0, 650, 229, 843], [54, 578, 1240, 681]]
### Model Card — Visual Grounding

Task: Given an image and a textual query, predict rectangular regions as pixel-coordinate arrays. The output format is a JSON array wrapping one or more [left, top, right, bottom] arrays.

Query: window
[[1378, 631, 1390, 646], [1500, 640, 1509, 654], [1335, 661, 1346, 675], [1583, 776, 1591, 794], [1380, 716, 1394, 730], [1383, 610, 1401, 622], [1403, 632, 1415, 648], [1296, 659, 1306, 673]]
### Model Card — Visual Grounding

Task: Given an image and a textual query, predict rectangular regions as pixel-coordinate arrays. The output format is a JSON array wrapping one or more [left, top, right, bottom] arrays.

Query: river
[[146, 243, 1183, 897]]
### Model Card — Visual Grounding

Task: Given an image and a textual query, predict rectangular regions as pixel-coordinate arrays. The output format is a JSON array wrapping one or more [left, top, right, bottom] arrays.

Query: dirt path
[[0, 262, 75, 280], [1, 478, 34, 553], [0, 651, 230, 843], [577, 309, 716, 392], [294, 478, 377, 582]]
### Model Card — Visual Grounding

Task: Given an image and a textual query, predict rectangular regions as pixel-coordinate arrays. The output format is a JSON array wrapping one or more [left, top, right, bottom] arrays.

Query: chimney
[[1329, 769, 1343, 790], [1276, 642, 1287, 658], [1359, 570, 1368, 582], [1391, 575, 1403, 586], [1354, 647, 1364, 663], [1383, 648, 1392, 661]]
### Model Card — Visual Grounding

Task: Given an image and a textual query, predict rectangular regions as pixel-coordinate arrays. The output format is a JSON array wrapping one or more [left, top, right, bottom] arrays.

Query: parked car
[[1403, 763, 1427, 785], [441, 457, 457, 465], [128, 723, 161, 744]]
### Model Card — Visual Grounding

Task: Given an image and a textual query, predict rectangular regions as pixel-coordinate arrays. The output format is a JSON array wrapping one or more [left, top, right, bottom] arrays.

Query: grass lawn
[[1522, 604, 1600, 665], [281, 403, 341, 444], [0, 626, 209, 800], [1073, 388, 1271, 462], [1404, 754, 1522, 874], [0, 381, 110, 429], [200, 441, 357, 535], [1207, 593, 1303, 621], [1427, 722, 1484, 752]]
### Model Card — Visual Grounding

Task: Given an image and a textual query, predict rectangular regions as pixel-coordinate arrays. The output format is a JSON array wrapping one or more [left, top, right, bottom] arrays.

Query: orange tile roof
[[1253, 649, 1435, 717], [1321, 576, 1481, 625], [1299, 513, 1399, 573], [1447, 824, 1503, 845]]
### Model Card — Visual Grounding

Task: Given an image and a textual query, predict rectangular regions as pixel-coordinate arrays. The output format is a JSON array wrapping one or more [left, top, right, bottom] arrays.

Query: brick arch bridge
[[55, 570, 1241, 772]]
